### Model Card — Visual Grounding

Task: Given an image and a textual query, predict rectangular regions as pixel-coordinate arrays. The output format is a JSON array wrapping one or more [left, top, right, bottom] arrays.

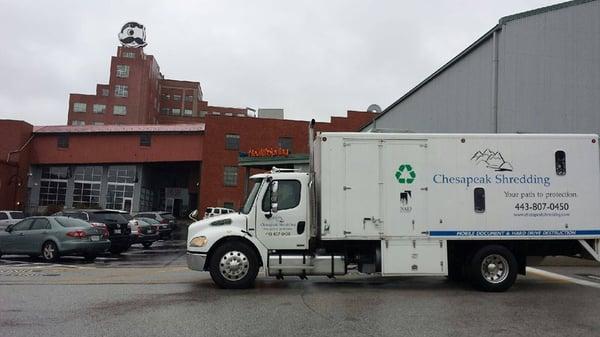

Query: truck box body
[[316, 133, 600, 275], [317, 133, 600, 240]]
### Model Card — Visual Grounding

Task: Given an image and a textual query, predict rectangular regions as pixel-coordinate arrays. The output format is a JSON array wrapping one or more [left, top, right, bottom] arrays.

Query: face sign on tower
[[118, 22, 147, 48]]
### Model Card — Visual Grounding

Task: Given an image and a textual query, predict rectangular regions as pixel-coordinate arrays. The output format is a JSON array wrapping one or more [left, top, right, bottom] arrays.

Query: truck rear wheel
[[469, 245, 518, 292], [209, 241, 259, 289]]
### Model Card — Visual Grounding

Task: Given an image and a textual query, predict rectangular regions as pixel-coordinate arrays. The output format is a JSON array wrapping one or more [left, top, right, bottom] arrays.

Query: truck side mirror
[[270, 181, 279, 214], [189, 209, 198, 221], [5, 225, 13, 232]]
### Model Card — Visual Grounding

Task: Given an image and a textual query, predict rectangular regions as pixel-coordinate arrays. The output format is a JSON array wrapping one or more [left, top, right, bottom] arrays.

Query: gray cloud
[[0, 0, 561, 125]]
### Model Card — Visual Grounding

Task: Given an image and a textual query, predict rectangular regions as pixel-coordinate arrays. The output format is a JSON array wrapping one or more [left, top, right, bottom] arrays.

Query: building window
[[39, 167, 68, 206], [160, 107, 170, 115], [225, 134, 240, 150], [223, 202, 235, 210], [183, 109, 193, 116], [185, 95, 193, 102], [93, 104, 106, 114], [72, 166, 102, 208], [73, 103, 87, 113], [101, 88, 109, 96], [116, 65, 130, 78], [123, 51, 135, 59], [71, 120, 85, 126], [113, 105, 127, 115], [172, 108, 181, 115], [93, 122, 104, 126], [278, 137, 293, 151], [161, 94, 170, 100], [224, 167, 238, 187], [199, 111, 207, 117], [140, 134, 151, 146], [115, 85, 128, 97], [57, 134, 69, 148], [106, 166, 136, 211], [173, 95, 181, 101]]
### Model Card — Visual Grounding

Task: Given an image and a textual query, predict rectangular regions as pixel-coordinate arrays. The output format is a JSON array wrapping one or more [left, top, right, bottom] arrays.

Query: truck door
[[255, 179, 309, 250], [343, 140, 382, 237], [381, 139, 429, 237]]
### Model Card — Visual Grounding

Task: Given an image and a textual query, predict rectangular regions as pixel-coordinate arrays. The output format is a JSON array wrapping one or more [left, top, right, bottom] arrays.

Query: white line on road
[[527, 267, 600, 289]]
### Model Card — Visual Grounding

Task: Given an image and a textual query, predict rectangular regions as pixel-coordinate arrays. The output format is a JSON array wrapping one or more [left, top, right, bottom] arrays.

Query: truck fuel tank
[[268, 253, 346, 277]]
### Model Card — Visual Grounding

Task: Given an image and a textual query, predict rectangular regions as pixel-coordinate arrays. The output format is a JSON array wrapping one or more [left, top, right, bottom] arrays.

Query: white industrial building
[[364, 0, 600, 133]]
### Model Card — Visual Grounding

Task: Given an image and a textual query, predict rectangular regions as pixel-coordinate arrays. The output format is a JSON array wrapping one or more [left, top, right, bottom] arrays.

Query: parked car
[[117, 212, 159, 248], [135, 217, 172, 239], [54, 209, 132, 254], [0, 211, 25, 231], [0, 216, 110, 261], [134, 211, 176, 234], [203, 207, 235, 219]]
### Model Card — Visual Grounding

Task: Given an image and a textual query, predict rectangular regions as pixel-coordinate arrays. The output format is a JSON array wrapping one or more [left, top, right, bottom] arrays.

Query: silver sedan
[[0, 216, 110, 261]]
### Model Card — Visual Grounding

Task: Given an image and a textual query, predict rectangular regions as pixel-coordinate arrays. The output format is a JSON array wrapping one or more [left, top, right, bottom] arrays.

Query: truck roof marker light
[[461, 138, 466, 143], [322, 137, 327, 142], [592, 139, 596, 144]]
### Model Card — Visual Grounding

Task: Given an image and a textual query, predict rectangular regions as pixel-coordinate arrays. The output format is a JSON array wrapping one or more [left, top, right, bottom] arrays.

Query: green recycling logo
[[395, 164, 416, 184]]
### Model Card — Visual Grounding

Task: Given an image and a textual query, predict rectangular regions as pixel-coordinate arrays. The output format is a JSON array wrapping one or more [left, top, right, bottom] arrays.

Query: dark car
[[55, 210, 132, 254], [118, 212, 159, 248], [0, 216, 110, 261], [134, 212, 175, 239]]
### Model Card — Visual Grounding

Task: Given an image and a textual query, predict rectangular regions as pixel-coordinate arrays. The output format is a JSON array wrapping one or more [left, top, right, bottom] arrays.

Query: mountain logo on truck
[[471, 149, 513, 172], [395, 164, 416, 184]]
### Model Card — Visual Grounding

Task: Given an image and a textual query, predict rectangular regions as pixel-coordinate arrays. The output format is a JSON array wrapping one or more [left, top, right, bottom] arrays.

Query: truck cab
[[187, 170, 316, 288]]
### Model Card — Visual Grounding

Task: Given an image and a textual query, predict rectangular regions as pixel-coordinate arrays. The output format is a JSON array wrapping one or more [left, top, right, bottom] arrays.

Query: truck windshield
[[241, 178, 263, 214]]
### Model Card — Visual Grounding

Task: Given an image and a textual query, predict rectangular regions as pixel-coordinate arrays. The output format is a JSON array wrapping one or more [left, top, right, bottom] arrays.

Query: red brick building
[[0, 40, 376, 215], [67, 47, 245, 126]]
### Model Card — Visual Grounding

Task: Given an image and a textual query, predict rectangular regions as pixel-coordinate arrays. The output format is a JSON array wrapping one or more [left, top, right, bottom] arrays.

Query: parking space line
[[527, 267, 600, 289]]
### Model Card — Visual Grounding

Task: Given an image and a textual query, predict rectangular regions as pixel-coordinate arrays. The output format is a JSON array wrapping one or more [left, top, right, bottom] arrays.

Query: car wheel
[[142, 242, 153, 248], [469, 245, 518, 292], [41, 241, 59, 262], [209, 241, 259, 289], [83, 254, 96, 262]]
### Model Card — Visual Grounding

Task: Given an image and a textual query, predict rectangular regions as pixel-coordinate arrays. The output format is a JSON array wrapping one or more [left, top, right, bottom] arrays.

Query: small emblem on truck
[[471, 149, 513, 172], [395, 164, 416, 184]]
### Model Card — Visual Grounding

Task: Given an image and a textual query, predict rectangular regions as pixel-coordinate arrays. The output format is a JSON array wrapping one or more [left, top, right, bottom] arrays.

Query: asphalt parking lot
[[1, 239, 600, 337]]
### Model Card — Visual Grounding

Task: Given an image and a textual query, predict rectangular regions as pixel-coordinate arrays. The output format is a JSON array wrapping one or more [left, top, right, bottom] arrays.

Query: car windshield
[[241, 178, 263, 214], [89, 212, 127, 223], [139, 217, 159, 224], [54, 217, 91, 228], [9, 212, 25, 219], [159, 212, 175, 219]]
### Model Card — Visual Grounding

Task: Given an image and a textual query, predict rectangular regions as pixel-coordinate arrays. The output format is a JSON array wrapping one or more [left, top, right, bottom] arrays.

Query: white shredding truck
[[187, 124, 600, 291]]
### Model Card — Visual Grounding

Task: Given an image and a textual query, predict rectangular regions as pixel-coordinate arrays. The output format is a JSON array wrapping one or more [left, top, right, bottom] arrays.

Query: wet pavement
[[1, 239, 600, 337]]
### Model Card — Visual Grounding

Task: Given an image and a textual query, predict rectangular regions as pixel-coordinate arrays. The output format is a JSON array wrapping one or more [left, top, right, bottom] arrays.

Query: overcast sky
[[0, 0, 562, 125]]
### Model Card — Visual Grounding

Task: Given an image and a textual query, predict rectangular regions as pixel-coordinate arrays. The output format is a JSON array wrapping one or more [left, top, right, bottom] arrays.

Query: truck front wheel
[[469, 245, 518, 292], [209, 241, 259, 289]]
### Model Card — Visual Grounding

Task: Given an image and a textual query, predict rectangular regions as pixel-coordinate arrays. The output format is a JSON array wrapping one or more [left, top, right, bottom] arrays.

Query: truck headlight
[[190, 236, 208, 247]]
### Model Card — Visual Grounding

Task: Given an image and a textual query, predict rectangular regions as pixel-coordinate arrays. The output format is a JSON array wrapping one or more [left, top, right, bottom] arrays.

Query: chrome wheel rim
[[481, 254, 509, 284], [43, 243, 55, 260], [219, 250, 249, 281]]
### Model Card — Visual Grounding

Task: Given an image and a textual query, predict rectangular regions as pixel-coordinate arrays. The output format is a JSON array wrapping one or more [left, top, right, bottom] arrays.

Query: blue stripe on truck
[[428, 230, 600, 237]]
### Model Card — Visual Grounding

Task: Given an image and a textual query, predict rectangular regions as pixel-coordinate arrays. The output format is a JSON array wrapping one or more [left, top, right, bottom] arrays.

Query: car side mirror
[[189, 209, 198, 221], [5, 225, 13, 233], [270, 181, 279, 214]]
